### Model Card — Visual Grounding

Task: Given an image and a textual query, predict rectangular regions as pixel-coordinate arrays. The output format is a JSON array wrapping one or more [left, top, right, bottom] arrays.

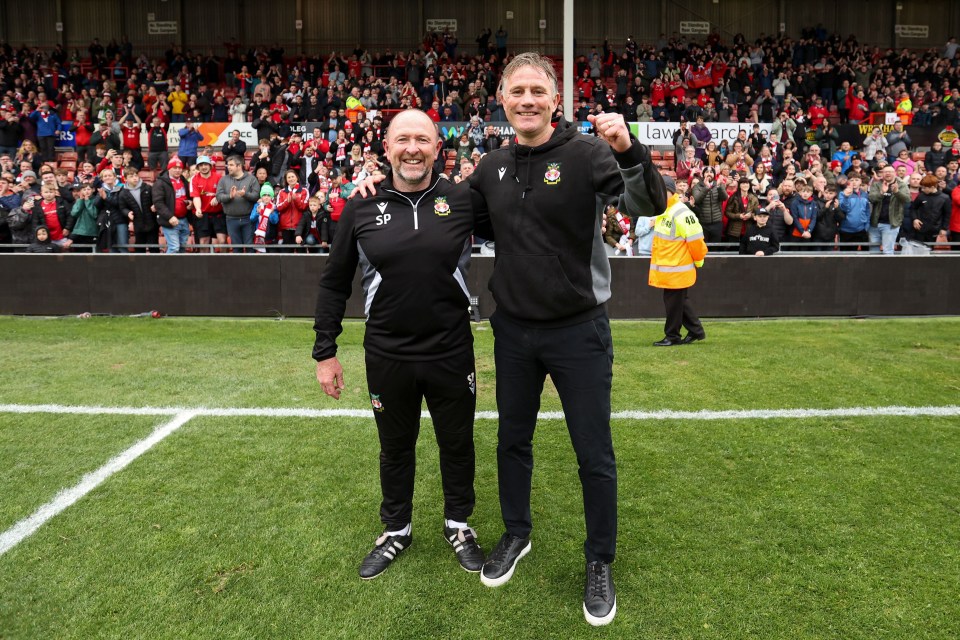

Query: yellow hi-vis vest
[[649, 195, 708, 289]]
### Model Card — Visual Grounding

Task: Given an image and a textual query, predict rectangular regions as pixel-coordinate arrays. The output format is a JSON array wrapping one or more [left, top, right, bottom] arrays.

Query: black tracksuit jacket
[[313, 172, 477, 361], [467, 119, 665, 326]]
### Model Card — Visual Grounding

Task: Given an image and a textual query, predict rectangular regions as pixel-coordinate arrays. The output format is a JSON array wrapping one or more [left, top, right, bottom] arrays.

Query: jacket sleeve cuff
[[612, 137, 649, 169]]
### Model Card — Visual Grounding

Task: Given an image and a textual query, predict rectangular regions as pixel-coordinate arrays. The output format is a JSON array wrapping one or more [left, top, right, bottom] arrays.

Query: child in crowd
[[25, 225, 61, 253], [813, 184, 844, 250], [789, 183, 821, 247], [740, 208, 780, 255], [250, 183, 279, 253], [295, 195, 330, 253], [66, 183, 101, 249]]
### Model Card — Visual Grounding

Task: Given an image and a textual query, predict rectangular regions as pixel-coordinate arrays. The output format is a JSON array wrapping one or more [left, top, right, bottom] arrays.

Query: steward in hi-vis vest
[[650, 175, 708, 346]]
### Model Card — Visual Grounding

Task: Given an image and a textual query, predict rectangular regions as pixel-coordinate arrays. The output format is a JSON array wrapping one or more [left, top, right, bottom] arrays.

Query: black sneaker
[[583, 561, 616, 626], [443, 525, 485, 572], [480, 533, 531, 587], [358, 532, 412, 580]]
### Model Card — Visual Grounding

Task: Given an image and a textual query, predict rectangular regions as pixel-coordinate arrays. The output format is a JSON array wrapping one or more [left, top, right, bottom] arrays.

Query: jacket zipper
[[383, 178, 442, 231]]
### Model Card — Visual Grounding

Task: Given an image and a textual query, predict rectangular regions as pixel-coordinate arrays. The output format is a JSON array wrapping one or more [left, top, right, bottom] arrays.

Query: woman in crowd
[[723, 177, 760, 246]]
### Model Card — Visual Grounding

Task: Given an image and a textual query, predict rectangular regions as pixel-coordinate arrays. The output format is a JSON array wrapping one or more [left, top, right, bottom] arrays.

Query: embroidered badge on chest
[[544, 162, 561, 185], [434, 196, 450, 216]]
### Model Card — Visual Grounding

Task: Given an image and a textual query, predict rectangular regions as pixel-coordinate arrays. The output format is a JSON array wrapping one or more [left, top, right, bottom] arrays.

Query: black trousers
[[134, 229, 159, 253], [701, 221, 724, 247], [662, 287, 704, 342], [365, 349, 476, 530], [838, 230, 869, 251], [38, 136, 56, 162], [491, 311, 617, 564]]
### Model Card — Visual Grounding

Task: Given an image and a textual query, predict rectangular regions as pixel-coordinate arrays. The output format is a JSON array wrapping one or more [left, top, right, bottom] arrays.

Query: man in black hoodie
[[469, 52, 665, 627]]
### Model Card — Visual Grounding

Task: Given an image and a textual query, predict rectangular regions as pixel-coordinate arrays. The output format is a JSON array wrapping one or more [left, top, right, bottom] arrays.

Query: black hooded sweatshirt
[[467, 119, 665, 326]]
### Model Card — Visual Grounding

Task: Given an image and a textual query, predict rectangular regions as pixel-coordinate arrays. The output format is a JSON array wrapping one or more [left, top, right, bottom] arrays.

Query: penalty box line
[[1, 402, 958, 558], [0, 410, 198, 557]]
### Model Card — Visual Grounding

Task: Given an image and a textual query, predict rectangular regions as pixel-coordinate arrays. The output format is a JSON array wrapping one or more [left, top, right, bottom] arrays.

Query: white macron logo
[[377, 202, 387, 214], [498, 167, 507, 181]]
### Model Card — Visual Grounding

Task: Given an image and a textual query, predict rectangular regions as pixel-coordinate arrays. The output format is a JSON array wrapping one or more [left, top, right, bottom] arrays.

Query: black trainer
[[443, 525, 485, 573], [358, 532, 412, 580], [583, 561, 617, 626], [480, 533, 531, 587]]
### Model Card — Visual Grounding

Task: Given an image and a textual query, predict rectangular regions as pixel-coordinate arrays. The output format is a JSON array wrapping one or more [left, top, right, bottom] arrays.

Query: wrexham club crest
[[544, 162, 561, 185], [370, 393, 384, 412], [434, 196, 450, 216]]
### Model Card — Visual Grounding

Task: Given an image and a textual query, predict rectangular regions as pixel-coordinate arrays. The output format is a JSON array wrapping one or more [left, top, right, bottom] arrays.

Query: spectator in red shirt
[[847, 89, 870, 124], [71, 111, 94, 164], [808, 97, 828, 128], [120, 116, 144, 169], [426, 100, 441, 122], [190, 156, 226, 249]]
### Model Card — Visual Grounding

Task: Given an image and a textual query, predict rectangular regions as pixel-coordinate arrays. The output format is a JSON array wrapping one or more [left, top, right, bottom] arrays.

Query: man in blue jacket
[[177, 120, 204, 168], [837, 172, 871, 251], [29, 103, 61, 163]]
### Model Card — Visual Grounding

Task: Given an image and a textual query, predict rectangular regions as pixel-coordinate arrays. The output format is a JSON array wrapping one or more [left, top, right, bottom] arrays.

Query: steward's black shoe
[[653, 338, 682, 346], [443, 525, 485, 573], [480, 533, 531, 587], [583, 561, 617, 626], [358, 532, 412, 580], [680, 334, 705, 344]]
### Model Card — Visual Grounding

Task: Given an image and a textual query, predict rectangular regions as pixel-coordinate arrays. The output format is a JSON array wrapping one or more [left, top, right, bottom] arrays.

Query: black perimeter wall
[[1, 255, 958, 318]]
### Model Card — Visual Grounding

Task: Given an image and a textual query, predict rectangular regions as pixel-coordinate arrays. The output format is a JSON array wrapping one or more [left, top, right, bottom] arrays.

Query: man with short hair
[[867, 165, 910, 254], [147, 116, 169, 172], [467, 52, 664, 626], [221, 129, 246, 159], [313, 109, 485, 580], [215, 154, 260, 252]]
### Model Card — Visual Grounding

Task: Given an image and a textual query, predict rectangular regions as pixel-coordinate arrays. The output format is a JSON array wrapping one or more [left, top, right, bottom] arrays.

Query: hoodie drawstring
[[512, 145, 533, 199]]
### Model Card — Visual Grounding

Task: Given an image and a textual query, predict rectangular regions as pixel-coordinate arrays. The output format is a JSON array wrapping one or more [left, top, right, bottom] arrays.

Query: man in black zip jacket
[[468, 53, 665, 627], [313, 110, 487, 580]]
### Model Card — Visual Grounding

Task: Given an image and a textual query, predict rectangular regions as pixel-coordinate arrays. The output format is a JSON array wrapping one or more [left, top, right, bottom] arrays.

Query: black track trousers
[[365, 349, 477, 529], [491, 311, 617, 564], [662, 287, 705, 342]]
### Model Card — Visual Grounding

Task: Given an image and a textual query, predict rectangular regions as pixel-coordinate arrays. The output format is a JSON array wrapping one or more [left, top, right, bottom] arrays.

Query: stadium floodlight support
[[564, 0, 573, 119]]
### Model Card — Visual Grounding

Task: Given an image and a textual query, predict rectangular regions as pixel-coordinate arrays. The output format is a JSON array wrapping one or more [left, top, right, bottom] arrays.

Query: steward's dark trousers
[[663, 287, 704, 342], [365, 349, 477, 530], [491, 311, 617, 564]]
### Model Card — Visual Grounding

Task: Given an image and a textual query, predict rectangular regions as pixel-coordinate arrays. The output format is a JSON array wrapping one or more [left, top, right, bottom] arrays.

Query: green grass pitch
[[0, 316, 958, 639]]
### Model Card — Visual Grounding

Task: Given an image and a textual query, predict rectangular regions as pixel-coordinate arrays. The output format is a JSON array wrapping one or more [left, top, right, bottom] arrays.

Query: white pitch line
[[0, 410, 198, 557], [0, 403, 179, 416], [1, 403, 958, 557], [0, 403, 959, 421]]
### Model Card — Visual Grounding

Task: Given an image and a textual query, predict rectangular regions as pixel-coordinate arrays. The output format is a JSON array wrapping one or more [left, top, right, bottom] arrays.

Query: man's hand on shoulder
[[350, 174, 386, 199]]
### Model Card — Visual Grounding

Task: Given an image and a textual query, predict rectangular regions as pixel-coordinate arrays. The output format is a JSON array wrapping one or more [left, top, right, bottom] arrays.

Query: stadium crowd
[[0, 26, 958, 253]]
